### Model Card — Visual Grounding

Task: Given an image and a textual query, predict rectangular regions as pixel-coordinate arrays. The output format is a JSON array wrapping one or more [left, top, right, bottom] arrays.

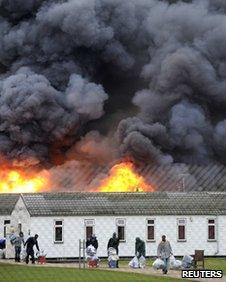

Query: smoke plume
[[1, 0, 226, 191]]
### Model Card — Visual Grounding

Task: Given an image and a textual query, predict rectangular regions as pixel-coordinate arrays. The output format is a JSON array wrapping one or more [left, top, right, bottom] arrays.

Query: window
[[208, 219, 216, 241], [84, 219, 95, 240], [54, 220, 63, 243], [177, 219, 186, 241], [116, 218, 126, 241], [118, 226, 125, 241], [4, 220, 10, 238], [147, 219, 155, 241]]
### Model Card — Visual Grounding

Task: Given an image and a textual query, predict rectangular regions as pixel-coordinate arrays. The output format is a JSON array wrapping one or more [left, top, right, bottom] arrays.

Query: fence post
[[83, 239, 85, 268], [79, 239, 81, 269]]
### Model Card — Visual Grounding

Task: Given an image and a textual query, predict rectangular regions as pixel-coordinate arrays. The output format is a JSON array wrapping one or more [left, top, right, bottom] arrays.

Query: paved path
[[0, 259, 225, 282]]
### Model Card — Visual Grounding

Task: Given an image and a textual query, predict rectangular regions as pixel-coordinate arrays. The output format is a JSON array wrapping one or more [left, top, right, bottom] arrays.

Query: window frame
[[53, 219, 64, 244], [177, 218, 187, 242], [4, 220, 10, 238], [146, 218, 155, 242], [84, 219, 95, 240], [116, 218, 126, 242], [207, 218, 217, 242]]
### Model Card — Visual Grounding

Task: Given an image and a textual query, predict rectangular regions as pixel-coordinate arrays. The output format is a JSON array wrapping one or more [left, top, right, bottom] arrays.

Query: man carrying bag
[[157, 235, 173, 274]]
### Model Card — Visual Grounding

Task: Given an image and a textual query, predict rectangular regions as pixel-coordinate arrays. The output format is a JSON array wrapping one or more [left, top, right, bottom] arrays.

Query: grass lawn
[[0, 258, 225, 282], [205, 258, 226, 273], [0, 263, 184, 282]]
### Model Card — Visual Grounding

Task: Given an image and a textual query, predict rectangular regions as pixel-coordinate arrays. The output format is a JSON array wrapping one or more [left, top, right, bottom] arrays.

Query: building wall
[[10, 197, 31, 236], [5, 197, 31, 258], [29, 215, 226, 258]]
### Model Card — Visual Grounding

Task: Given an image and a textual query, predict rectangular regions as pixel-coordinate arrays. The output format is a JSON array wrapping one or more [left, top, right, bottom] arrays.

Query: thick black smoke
[[117, 0, 226, 166], [1, 0, 226, 190], [0, 0, 150, 167]]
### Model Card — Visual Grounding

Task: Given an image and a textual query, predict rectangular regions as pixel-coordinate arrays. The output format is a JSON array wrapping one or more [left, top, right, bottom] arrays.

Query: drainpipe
[[214, 215, 219, 256]]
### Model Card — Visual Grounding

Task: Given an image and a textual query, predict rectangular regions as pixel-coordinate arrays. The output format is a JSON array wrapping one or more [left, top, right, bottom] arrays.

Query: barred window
[[54, 220, 63, 243], [116, 218, 126, 241], [147, 219, 155, 241], [177, 219, 186, 241], [85, 219, 95, 240], [208, 219, 216, 241]]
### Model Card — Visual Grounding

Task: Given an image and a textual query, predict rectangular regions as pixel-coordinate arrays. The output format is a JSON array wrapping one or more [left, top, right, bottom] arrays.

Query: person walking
[[107, 232, 120, 268], [107, 232, 119, 255], [157, 235, 173, 274], [135, 237, 145, 258], [14, 232, 24, 262], [24, 234, 40, 264]]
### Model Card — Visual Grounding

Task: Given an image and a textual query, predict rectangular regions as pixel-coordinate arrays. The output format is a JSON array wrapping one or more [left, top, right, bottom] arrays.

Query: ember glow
[[97, 162, 153, 192], [0, 168, 49, 193]]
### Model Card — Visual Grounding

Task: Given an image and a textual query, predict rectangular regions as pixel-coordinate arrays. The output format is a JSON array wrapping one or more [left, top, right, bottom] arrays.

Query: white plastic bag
[[86, 255, 92, 261], [153, 258, 165, 269], [129, 256, 139, 268], [108, 247, 117, 255], [174, 260, 182, 269], [0, 249, 4, 259], [170, 255, 176, 266], [170, 255, 182, 269], [108, 254, 119, 261], [21, 248, 27, 261], [90, 255, 99, 261], [86, 245, 99, 262], [139, 256, 146, 268], [86, 245, 96, 256], [182, 255, 193, 268]]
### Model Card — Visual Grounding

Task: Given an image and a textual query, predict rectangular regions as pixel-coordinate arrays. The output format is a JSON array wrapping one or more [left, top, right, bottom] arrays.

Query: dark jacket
[[107, 234, 119, 254], [25, 237, 39, 251], [0, 239, 5, 249], [135, 238, 145, 258], [86, 238, 91, 248], [90, 236, 98, 250]]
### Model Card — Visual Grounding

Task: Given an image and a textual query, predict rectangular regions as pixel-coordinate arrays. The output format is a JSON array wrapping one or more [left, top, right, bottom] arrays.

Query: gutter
[[214, 214, 219, 256]]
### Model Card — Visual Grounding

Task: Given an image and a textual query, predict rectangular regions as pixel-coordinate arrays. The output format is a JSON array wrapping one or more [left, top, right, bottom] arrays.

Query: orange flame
[[96, 162, 153, 192], [0, 167, 49, 193]]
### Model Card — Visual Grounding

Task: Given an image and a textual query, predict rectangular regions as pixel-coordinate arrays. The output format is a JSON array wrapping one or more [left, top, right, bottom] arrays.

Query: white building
[[1, 192, 226, 259], [0, 194, 20, 239]]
